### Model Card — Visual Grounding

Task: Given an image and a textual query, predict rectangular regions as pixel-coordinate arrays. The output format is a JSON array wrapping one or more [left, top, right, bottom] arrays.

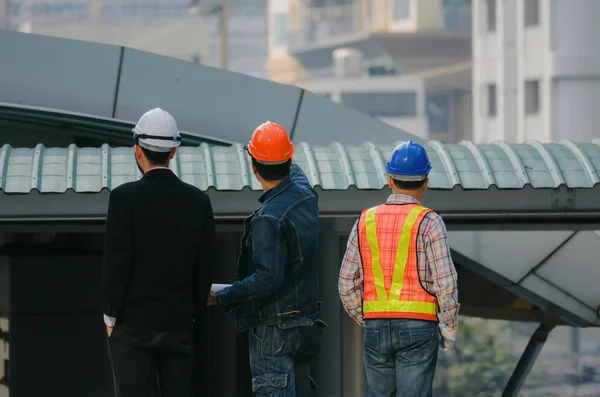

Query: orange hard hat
[[246, 121, 294, 164]]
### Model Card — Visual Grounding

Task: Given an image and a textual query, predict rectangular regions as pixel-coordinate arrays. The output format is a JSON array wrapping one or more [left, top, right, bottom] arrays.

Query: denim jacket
[[215, 164, 321, 332]]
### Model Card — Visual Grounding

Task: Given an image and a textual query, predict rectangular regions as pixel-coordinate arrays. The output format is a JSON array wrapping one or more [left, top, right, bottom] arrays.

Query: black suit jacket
[[101, 168, 216, 332]]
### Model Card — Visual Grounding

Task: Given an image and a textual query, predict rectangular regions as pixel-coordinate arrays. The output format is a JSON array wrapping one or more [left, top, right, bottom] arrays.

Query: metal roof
[[0, 102, 234, 148], [0, 29, 418, 146], [1, 140, 600, 194]]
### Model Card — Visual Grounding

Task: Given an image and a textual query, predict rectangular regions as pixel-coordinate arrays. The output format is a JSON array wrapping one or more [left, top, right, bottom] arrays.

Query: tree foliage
[[433, 317, 542, 396]]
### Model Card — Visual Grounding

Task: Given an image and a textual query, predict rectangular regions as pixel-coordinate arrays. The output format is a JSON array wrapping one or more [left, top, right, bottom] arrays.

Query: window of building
[[426, 95, 450, 134], [524, 0, 539, 27], [341, 92, 417, 117], [525, 80, 540, 114], [393, 0, 411, 20], [274, 13, 287, 47], [487, 84, 497, 117], [487, 0, 496, 31]]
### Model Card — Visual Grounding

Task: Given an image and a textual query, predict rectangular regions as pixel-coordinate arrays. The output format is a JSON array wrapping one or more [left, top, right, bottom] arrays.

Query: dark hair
[[140, 146, 171, 166], [392, 178, 427, 191], [252, 158, 292, 181]]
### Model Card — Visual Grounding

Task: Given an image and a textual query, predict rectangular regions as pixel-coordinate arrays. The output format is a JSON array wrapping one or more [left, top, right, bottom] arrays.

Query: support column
[[312, 232, 343, 396], [501, 323, 556, 397], [341, 313, 365, 397]]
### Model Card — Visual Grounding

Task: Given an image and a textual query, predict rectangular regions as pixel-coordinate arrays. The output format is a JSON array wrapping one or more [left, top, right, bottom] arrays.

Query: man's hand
[[106, 325, 114, 337], [207, 290, 216, 306], [438, 323, 456, 352]]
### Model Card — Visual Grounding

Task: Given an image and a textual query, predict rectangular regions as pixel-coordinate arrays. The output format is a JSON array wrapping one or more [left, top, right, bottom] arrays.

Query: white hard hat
[[132, 108, 182, 153]]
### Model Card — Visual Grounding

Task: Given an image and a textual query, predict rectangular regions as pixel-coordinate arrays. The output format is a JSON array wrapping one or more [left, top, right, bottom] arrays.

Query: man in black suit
[[102, 108, 216, 397]]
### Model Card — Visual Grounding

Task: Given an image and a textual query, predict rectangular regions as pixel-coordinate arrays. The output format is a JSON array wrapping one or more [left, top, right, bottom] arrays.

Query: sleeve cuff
[[104, 314, 117, 327], [215, 291, 226, 305]]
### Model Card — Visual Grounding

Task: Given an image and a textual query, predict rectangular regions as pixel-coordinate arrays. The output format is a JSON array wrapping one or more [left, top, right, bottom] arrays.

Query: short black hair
[[140, 146, 171, 166], [392, 178, 427, 191], [252, 158, 292, 181]]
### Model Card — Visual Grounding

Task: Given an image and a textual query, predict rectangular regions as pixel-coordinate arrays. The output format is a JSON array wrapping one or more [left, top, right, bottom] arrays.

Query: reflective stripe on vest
[[361, 205, 438, 318]]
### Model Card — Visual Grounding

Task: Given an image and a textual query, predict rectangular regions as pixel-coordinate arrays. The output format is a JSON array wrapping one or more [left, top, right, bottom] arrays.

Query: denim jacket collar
[[257, 177, 294, 205]]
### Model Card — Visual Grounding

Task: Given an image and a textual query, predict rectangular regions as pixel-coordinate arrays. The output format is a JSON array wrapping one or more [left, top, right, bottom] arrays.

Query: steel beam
[[501, 323, 556, 397]]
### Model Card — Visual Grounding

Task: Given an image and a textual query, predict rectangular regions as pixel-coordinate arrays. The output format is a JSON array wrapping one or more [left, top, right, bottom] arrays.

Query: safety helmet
[[386, 140, 432, 181], [132, 108, 182, 153], [246, 121, 294, 165]]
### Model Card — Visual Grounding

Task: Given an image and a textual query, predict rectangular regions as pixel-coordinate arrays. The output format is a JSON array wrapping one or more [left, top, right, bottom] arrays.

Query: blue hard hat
[[385, 140, 432, 181]]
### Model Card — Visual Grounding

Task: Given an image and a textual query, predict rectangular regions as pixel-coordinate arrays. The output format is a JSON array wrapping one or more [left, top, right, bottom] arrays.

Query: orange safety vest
[[357, 203, 439, 321]]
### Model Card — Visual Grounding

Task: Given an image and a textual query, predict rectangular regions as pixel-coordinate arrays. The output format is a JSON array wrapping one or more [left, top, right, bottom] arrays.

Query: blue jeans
[[363, 319, 439, 397], [249, 321, 325, 396]]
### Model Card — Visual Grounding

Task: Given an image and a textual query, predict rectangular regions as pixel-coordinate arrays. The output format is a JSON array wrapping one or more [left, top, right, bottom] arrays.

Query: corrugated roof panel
[[2, 140, 600, 194], [546, 143, 593, 188], [443, 144, 486, 189], [475, 145, 519, 188], [575, 142, 600, 185], [510, 144, 553, 188], [108, 146, 138, 190], [345, 145, 385, 190], [40, 146, 69, 192], [311, 146, 346, 190], [178, 145, 210, 191], [75, 146, 110, 192], [425, 145, 453, 189], [4, 147, 35, 193]]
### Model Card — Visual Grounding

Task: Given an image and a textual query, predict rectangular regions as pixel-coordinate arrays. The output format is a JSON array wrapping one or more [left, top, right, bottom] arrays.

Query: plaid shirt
[[338, 194, 460, 331]]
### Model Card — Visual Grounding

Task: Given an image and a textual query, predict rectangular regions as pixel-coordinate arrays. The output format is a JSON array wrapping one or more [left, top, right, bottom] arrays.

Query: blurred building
[[207, 0, 268, 78], [473, 0, 600, 143], [266, 0, 473, 142], [4, 0, 211, 63], [1, 0, 270, 78]]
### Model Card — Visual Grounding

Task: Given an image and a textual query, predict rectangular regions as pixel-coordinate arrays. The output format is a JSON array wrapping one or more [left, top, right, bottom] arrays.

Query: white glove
[[438, 324, 456, 352]]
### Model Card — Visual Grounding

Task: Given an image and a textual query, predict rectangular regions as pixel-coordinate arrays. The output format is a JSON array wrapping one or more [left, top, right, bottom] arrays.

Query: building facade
[[206, 0, 268, 78], [473, 0, 600, 143], [300, 72, 430, 138], [266, 0, 473, 142], [298, 63, 473, 142], [267, 0, 472, 83]]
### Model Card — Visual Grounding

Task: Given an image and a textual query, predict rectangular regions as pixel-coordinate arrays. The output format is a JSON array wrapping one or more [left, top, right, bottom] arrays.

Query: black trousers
[[107, 324, 194, 397]]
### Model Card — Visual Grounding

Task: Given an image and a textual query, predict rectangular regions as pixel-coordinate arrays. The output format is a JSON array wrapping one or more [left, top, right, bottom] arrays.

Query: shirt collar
[[147, 166, 170, 171], [142, 167, 175, 179], [386, 193, 420, 205]]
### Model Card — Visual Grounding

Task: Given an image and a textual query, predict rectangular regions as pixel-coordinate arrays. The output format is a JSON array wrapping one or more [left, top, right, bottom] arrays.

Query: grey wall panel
[[0, 257, 8, 314], [115, 48, 303, 143], [312, 233, 343, 396], [339, 231, 366, 397], [447, 231, 574, 283], [0, 30, 121, 117], [292, 91, 423, 146], [9, 313, 113, 397], [10, 255, 102, 314], [341, 313, 366, 397], [204, 231, 252, 397], [519, 274, 598, 325], [536, 231, 600, 310]]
